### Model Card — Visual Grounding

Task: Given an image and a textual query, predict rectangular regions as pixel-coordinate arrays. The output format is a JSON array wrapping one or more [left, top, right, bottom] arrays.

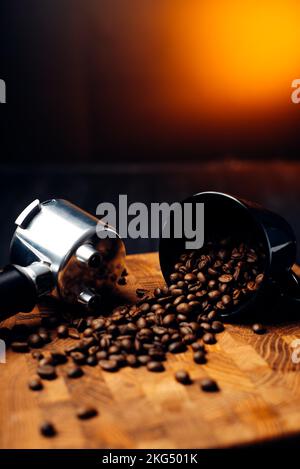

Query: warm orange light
[[161, 0, 300, 121]]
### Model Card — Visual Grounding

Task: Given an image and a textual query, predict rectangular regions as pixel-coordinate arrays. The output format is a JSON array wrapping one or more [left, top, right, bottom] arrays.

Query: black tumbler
[[159, 191, 299, 318]]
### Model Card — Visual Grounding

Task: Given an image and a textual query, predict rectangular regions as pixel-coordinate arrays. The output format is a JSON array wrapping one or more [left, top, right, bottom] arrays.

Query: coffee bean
[[76, 406, 98, 420], [37, 365, 57, 380], [147, 361, 165, 372], [57, 325, 68, 338], [200, 378, 219, 392], [67, 365, 83, 378], [28, 334, 44, 348], [191, 342, 206, 353], [40, 421, 56, 437], [194, 351, 207, 364], [11, 341, 29, 353], [168, 341, 186, 353], [252, 323, 266, 334], [221, 295, 231, 306], [126, 354, 139, 367], [99, 359, 118, 372], [31, 351, 44, 360], [138, 355, 151, 365], [218, 274, 233, 283], [86, 355, 98, 366], [203, 333, 216, 345], [70, 351, 86, 365], [211, 321, 225, 333], [28, 377, 43, 391], [176, 303, 191, 315], [175, 370, 191, 384], [51, 351, 67, 365], [208, 290, 221, 300], [184, 273, 197, 282], [136, 288, 148, 298], [68, 329, 80, 340]]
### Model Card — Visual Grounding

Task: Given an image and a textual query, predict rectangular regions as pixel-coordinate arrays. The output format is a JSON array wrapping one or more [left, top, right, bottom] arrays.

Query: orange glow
[[161, 0, 300, 121]]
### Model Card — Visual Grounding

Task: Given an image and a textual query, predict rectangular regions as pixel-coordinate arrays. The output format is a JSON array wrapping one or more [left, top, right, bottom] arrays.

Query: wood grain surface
[[1, 252, 300, 449]]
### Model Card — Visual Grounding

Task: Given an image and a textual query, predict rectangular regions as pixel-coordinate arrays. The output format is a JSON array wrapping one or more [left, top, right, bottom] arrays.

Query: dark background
[[0, 1, 300, 263]]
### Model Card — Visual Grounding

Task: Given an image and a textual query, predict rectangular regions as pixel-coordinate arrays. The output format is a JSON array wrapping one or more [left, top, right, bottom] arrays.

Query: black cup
[[159, 191, 298, 317]]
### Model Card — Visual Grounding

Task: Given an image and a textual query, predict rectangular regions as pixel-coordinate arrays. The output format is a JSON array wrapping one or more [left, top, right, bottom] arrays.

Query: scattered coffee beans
[[76, 406, 98, 420], [28, 377, 43, 391], [175, 370, 191, 384], [200, 378, 219, 392], [40, 421, 56, 437], [37, 365, 57, 380], [7, 236, 267, 436], [252, 323, 267, 335]]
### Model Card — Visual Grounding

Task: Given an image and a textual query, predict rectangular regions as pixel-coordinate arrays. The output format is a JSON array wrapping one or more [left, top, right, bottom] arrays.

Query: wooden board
[[1, 252, 300, 449]]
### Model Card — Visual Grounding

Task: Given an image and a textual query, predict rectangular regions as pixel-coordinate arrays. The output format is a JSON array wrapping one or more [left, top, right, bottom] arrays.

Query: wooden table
[[1, 252, 300, 449]]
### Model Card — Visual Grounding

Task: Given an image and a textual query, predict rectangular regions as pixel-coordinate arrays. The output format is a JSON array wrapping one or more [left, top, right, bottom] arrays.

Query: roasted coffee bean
[[70, 351, 86, 365], [255, 273, 265, 284], [40, 421, 56, 437], [28, 334, 44, 348], [37, 365, 57, 380], [184, 273, 197, 282], [91, 318, 105, 331], [138, 355, 151, 365], [99, 359, 118, 372], [182, 333, 197, 345], [39, 356, 54, 367], [200, 322, 212, 332], [31, 351, 44, 360], [51, 351, 67, 365], [218, 274, 233, 283], [171, 288, 184, 297], [11, 341, 29, 353], [118, 276, 127, 285], [147, 361, 165, 372], [148, 348, 165, 361], [203, 333, 216, 345], [162, 314, 176, 326], [76, 406, 98, 420], [197, 272, 206, 283], [252, 323, 266, 334], [170, 273, 182, 282], [211, 321, 225, 333], [207, 310, 217, 321], [173, 295, 185, 306], [57, 325, 68, 338], [208, 290, 221, 300], [126, 354, 139, 367], [176, 303, 191, 315], [68, 329, 80, 340], [96, 350, 108, 360], [175, 370, 191, 384], [221, 295, 231, 306], [194, 351, 207, 364], [28, 377, 43, 391], [86, 355, 98, 366], [109, 354, 126, 366], [168, 341, 186, 353], [67, 365, 83, 378], [200, 378, 219, 392], [136, 288, 148, 298], [191, 342, 206, 353]]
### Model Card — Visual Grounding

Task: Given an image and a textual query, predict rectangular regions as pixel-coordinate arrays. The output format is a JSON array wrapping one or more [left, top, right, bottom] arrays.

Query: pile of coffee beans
[[3, 237, 267, 437]]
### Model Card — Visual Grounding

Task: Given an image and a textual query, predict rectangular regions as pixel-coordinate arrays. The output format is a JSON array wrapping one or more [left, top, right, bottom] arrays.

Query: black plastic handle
[[0, 265, 37, 318]]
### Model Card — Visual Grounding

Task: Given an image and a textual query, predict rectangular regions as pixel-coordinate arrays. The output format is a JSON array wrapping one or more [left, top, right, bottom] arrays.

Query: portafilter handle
[[0, 198, 126, 319]]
